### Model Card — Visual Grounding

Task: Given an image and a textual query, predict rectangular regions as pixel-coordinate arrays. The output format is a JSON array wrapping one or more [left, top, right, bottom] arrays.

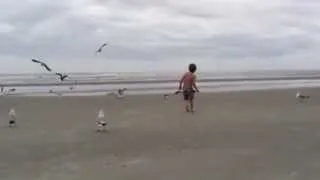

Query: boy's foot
[[185, 107, 190, 112]]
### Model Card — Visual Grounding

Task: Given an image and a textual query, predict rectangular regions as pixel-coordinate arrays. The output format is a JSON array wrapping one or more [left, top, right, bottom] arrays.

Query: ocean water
[[1, 70, 320, 96]]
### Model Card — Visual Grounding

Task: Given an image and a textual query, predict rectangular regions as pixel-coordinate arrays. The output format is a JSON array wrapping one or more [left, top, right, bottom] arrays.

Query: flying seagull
[[48, 89, 63, 97], [174, 90, 182, 95], [8, 88, 16, 92], [96, 43, 108, 54], [118, 88, 127, 96], [106, 88, 127, 99], [1, 88, 16, 96], [31, 59, 52, 72], [55, 73, 68, 82], [163, 90, 182, 100]]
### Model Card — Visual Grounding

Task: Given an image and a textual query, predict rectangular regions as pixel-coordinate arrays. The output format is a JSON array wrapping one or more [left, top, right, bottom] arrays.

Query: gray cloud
[[1, 0, 320, 72]]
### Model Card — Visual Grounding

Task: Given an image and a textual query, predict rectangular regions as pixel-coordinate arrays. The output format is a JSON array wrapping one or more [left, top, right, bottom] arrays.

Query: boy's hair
[[188, 63, 197, 73]]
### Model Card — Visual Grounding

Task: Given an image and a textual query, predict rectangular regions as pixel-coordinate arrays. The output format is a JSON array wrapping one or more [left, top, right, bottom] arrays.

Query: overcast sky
[[0, 0, 320, 73]]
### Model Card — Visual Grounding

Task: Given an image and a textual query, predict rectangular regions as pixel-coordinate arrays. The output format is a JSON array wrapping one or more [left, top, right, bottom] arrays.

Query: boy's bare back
[[181, 72, 196, 91]]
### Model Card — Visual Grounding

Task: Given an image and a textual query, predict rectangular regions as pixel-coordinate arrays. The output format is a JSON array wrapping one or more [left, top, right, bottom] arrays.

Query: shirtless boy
[[178, 63, 199, 113]]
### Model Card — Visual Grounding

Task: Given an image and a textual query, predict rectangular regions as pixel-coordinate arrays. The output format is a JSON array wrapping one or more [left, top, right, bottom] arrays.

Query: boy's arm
[[192, 75, 200, 92], [179, 73, 186, 90]]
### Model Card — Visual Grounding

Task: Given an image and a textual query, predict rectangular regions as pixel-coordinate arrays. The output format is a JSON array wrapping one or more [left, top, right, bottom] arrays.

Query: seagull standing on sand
[[55, 73, 68, 82], [296, 92, 310, 103], [96, 108, 107, 132], [8, 108, 17, 127], [31, 59, 52, 72], [96, 43, 108, 54], [163, 94, 169, 100]]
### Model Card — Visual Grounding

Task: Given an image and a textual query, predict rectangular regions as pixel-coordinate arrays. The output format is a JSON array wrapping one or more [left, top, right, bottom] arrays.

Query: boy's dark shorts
[[183, 90, 195, 100]]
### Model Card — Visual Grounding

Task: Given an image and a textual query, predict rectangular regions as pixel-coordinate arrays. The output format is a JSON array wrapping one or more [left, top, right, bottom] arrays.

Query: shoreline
[[3, 86, 318, 98], [2, 75, 320, 87], [1, 76, 320, 97]]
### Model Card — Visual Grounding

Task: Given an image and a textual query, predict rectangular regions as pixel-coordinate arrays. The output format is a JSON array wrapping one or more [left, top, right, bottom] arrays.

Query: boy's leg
[[189, 92, 195, 113], [189, 99, 193, 112], [183, 91, 190, 112], [185, 100, 190, 112]]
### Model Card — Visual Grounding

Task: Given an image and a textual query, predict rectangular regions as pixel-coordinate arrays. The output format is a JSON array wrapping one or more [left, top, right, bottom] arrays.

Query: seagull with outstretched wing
[[55, 73, 68, 82], [106, 88, 127, 99], [163, 90, 182, 100], [1, 87, 16, 96], [31, 59, 52, 72], [118, 88, 127, 96], [96, 43, 108, 54]]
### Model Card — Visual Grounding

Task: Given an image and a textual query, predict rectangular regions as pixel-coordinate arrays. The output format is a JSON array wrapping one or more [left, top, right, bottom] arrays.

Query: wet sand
[[1, 88, 320, 180]]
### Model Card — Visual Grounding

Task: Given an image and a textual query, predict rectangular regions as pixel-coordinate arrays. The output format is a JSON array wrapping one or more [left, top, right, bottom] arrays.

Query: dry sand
[[1, 88, 320, 180]]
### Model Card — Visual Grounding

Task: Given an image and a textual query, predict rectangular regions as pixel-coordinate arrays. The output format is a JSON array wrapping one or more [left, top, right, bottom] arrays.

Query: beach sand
[[1, 88, 320, 180]]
